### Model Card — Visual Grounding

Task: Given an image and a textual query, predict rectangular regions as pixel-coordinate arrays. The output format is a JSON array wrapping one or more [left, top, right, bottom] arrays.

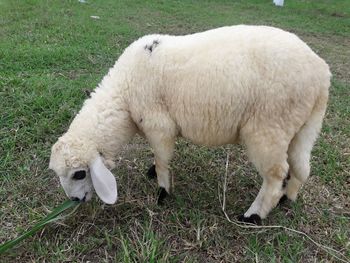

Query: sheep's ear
[[90, 156, 118, 204]]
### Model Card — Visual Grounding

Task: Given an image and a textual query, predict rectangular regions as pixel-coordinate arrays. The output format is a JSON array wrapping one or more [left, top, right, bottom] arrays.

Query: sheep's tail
[[286, 85, 329, 199]]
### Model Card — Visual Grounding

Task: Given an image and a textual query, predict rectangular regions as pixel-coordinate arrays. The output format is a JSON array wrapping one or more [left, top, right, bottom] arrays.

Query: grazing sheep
[[49, 25, 330, 224]]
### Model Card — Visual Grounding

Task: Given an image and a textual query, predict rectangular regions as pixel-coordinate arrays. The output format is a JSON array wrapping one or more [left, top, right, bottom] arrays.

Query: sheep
[[49, 25, 331, 224]]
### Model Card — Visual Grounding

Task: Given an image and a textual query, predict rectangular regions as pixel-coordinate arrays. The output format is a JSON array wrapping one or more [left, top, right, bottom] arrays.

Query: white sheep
[[49, 25, 330, 224]]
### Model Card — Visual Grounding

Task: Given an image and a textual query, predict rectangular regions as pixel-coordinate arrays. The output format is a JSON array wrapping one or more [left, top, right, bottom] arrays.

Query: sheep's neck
[[70, 79, 136, 163]]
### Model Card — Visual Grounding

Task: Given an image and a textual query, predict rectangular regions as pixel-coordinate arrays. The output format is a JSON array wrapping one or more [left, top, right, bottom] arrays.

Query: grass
[[1, 0, 349, 262], [0, 200, 79, 254]]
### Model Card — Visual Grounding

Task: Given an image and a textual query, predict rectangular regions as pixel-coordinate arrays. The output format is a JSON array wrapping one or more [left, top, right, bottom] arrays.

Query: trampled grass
[[1, 0, 349, 262]]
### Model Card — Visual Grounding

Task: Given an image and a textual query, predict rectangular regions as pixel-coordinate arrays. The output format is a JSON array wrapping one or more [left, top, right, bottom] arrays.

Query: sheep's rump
[[123, 25, 330, 146]]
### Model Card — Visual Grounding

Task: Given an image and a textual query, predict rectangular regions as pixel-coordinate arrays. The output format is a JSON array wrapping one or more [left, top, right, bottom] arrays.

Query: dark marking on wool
[[139, 118, 143, 123], [282, 171, 291, 188], [157, 187, 168, 205], [238, 214, 262, 225], [146, 164, 157, 179], [145, 39, 160, 53], [84, 89, 92, 97]]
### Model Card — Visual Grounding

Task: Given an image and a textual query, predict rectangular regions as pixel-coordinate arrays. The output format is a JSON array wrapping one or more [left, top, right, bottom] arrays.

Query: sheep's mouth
[[70, 192, 88, 202], [81, 192, 91, 202]]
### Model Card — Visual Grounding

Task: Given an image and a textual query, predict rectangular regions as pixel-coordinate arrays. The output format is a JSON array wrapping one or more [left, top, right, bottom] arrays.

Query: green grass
[[1, 0, 349, 262], [0, 200, 79, 254]]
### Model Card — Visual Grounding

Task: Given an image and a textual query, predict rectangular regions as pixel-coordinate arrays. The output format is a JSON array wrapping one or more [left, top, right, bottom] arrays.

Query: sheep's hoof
[[147, 165, 157, 179], [157, 187, 168, 205], [238, 214, 262, 225], [278, 194, 289, 205]]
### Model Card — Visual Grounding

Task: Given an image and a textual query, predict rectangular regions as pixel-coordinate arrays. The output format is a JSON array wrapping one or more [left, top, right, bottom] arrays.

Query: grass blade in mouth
[[0, 200, 80, 254]]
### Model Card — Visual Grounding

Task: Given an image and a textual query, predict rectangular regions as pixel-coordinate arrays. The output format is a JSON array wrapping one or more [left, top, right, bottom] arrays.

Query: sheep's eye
[[73, 170, 86, 180]]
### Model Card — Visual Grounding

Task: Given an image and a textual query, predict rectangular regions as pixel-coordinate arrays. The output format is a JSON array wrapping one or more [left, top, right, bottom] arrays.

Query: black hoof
[[146, 165, 157, 179], [157, 187, 168, 205], [238, 214, 262, 225], [278, 194, 289, 205]]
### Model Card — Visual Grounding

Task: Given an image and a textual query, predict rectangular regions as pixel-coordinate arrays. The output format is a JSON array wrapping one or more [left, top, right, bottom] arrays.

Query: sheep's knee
[[285, 174, 302, 201], [285, 157, 310, 201]]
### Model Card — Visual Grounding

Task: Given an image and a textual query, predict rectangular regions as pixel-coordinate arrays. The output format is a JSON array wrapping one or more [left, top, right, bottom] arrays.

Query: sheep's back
[[124, 25, 330, 146]]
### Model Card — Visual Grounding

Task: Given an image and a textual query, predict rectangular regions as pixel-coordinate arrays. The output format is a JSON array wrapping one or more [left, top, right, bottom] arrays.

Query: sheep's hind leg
[[239, 132, 290, 225], [285, 107, 325, 201]]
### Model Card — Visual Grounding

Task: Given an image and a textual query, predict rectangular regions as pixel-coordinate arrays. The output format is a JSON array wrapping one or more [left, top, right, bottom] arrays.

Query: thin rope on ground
[[219, 152, 349, 263]]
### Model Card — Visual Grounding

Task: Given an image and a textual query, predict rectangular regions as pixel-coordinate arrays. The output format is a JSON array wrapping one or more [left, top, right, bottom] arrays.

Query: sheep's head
[[49, 135, 118, 204]]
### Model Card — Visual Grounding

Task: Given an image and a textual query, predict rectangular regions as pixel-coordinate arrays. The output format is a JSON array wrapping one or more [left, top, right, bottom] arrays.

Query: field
[[1, 0, 349, 262]]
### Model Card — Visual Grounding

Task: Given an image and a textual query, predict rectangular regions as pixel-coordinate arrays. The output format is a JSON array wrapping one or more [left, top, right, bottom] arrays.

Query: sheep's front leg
[[147, 133, 175, 204], [144, 114, 176, 204], [146, 164, 157, 179]]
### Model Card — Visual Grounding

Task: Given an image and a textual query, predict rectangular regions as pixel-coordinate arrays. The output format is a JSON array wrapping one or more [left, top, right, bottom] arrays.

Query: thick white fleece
[[50, 25, 330, 219]]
